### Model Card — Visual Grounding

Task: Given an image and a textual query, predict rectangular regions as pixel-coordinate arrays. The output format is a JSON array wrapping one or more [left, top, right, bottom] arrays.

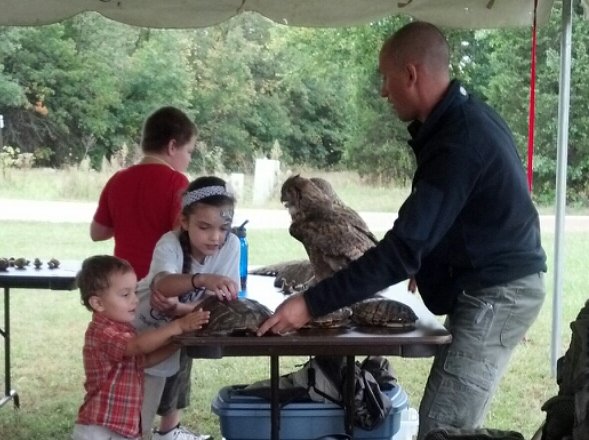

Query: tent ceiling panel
[[0, 0, 563, 29]]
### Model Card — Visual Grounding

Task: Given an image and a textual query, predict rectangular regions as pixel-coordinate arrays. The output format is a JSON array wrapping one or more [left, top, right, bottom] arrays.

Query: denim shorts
[[417, 272, 546, 439]]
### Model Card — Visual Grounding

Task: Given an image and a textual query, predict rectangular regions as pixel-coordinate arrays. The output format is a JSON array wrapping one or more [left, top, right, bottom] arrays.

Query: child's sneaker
[[152, 424, 212, 440]]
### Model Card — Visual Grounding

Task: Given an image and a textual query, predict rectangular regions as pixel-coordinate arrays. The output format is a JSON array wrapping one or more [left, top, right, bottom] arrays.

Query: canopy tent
[[0, 0, 581, 373], [0, 0, 572, 29]]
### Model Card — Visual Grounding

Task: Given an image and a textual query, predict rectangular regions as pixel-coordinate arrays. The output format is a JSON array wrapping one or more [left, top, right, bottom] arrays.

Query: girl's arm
[[153, 272, 239, 302], [151, 271, 194, 298]]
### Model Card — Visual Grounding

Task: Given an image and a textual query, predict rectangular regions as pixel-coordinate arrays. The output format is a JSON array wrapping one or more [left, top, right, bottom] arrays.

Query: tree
[[0, 24, 85, 165], [335, 17, 415, 183]]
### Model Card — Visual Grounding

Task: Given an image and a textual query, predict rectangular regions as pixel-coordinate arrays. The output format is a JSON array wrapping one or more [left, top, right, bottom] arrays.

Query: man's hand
[[256, 292, 312, 336], [408, 277, 417, 294]]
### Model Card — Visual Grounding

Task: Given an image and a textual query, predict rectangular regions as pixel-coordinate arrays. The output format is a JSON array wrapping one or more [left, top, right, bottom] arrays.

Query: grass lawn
[[1, 221, 587, 439], [0, 168, 412, 213]]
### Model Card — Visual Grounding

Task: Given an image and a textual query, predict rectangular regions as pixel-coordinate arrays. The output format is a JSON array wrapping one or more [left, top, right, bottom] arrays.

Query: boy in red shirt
[[72, 255, 209, 440], [91, 106, 196, 280]]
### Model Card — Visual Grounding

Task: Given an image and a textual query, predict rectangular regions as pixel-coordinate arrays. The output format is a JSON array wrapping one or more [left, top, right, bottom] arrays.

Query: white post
[[252, 159, 280, 205], [228, 172, 245, 204]]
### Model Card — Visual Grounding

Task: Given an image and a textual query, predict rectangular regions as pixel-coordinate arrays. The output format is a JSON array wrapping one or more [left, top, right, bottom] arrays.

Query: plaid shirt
[[76, 313, 146, 438]]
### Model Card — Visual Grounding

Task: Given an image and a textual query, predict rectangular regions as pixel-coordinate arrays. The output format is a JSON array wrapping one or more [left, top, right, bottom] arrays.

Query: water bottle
[[234, 220, 249, 297]]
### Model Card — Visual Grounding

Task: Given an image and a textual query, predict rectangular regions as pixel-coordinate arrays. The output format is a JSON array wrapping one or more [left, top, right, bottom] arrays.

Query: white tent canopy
[[0, 0, 570, 29], [0, 0, 582, 374]]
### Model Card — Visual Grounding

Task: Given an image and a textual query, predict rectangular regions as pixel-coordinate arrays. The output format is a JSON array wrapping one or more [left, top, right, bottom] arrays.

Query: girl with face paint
[[133, 176, 240, 440]]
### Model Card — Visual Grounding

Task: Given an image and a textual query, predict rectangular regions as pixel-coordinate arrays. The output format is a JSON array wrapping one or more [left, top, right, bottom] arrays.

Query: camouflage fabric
[[424, 428, 524, 440], [541, 299, 589, 440]]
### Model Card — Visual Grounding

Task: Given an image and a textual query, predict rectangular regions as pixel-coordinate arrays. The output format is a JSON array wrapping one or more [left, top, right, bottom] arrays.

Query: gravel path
[[1, 198, 588, 232]]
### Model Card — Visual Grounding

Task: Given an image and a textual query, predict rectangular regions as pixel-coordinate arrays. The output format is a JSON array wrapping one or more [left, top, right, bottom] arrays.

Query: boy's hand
[[198, 273, 239, 302], [176, 308, 210, 332]]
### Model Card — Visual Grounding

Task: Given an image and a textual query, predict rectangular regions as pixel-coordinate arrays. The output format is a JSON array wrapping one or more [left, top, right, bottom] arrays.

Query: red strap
[[527, 0, 539, 193]]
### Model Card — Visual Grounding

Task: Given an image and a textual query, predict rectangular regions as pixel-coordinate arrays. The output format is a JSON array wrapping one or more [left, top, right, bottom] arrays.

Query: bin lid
[[211, 384, 408, 413]]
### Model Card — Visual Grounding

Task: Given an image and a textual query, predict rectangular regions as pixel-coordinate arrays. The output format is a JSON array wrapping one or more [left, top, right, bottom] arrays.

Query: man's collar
[[407, 80, 467, 151]]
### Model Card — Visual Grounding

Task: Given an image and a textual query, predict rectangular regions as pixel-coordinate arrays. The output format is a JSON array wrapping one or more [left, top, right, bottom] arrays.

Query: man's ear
[[88, 295, 104, 312], [406, 63, 418, 86]]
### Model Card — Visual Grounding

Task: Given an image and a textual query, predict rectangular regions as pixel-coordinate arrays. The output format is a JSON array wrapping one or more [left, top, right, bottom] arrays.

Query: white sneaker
[[152, 425, 212, 440]]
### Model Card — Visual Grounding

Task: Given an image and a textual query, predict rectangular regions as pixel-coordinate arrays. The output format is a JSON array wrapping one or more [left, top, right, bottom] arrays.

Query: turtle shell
[[195, 296, 273, 336], [351, 297, 418, 329], [304, 307, 352, 328]]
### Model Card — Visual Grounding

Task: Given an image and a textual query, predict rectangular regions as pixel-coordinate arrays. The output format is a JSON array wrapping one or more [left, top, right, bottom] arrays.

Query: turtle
[[195, 296, 273, 336], [0, 258, 9, 272], [351, 296, 418, 329], [304, 307, 353, 329]]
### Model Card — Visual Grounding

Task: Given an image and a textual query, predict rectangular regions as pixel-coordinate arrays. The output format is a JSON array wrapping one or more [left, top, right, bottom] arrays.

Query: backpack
[[241, 355, 397, 430], [541, 299, 589, 440], [424, 428, 524, 440]]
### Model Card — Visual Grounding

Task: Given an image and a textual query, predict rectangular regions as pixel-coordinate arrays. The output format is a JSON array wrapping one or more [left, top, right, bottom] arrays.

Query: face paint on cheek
[[220, 207, 234, 224]]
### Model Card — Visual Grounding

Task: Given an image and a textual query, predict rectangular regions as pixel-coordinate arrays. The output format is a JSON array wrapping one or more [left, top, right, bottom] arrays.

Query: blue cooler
[[211, 384, 408, 440]]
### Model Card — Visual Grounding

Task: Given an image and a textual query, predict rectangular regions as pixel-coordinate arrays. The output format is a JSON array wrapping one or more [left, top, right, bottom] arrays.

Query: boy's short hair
[[77, 255, 135, 311], [141, 106, 197, 153]]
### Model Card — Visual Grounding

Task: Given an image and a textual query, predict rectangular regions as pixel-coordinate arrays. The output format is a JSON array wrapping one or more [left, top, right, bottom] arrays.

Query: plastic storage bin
[[211, 384, 409, 440], [396, 407, 419, 440]]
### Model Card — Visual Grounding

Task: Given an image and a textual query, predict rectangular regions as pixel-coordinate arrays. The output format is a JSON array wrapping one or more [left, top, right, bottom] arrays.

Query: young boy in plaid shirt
[[72, 255, 210, 440]]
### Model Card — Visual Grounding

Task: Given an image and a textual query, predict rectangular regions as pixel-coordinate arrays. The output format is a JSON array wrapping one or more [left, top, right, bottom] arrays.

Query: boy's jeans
[[418, 272, 545, 439]]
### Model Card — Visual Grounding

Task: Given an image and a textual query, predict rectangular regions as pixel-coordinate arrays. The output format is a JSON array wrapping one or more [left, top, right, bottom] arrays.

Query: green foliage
[[279, 76, 351, 167], [468, 3, 589, 204], [2, 10, 589, 204], [329, 16, 415, 182], [119, 31, 194, 138]]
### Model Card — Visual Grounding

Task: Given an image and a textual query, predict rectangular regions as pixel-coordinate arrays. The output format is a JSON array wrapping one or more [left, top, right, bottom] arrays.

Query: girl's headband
[[182, 185, 232, 208]]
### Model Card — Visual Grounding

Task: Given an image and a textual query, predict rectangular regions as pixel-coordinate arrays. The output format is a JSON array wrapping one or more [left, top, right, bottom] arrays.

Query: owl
[[280, 174, 378, 283]]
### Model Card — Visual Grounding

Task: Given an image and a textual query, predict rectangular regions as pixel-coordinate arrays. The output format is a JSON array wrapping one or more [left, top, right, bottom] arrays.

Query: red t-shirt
[[93, 164, 189, 279], [77, 313, 145, 438]]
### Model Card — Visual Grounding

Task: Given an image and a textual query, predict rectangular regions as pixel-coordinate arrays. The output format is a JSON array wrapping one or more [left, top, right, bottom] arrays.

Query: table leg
[[344, 355, 355, 437], [270, 355, 280, 440], [0, 287, 19, 409]]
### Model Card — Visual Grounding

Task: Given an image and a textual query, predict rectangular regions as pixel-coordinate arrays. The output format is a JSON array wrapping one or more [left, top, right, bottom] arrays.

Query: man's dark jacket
[[304, 80, 547, 316]]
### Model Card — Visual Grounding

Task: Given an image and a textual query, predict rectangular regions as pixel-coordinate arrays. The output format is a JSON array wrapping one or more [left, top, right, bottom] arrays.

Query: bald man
[[258, 22, 546, 438]]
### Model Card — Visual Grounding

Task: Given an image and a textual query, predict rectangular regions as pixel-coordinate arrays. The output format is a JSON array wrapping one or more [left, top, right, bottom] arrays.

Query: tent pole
[[551, 0, 573, 376]]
